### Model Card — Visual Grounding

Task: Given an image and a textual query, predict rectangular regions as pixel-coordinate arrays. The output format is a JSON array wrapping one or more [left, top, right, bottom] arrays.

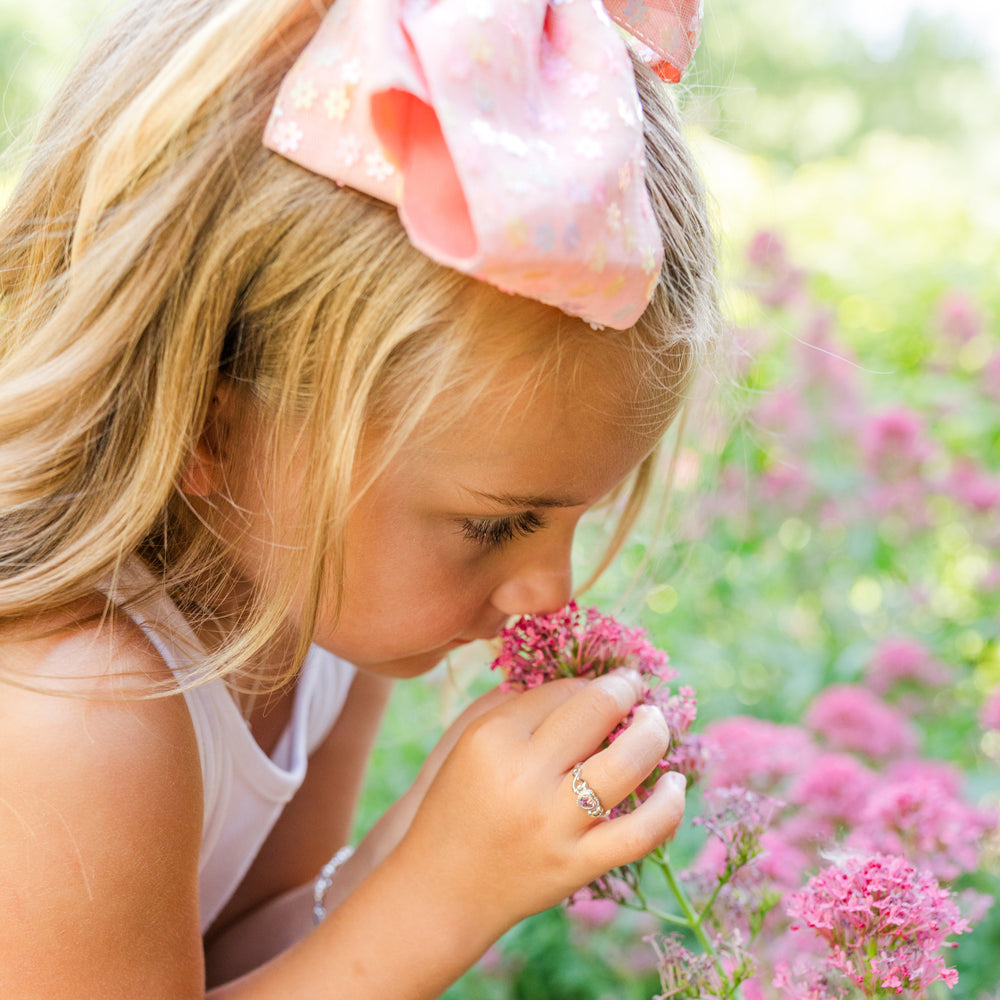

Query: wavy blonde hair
[[0, 0, 719, 692]]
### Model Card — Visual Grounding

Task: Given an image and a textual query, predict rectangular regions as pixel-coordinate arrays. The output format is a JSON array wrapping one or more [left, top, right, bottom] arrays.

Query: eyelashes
[[460, 510, 546, 551]]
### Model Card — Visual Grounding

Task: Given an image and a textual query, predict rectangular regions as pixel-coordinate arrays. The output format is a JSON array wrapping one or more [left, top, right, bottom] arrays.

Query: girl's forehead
[[451, 329, 673, 444], [402, 347, 668, 489]]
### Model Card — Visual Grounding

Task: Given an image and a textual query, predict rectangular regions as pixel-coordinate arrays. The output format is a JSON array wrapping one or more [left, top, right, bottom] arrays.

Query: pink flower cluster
[[981, 685, 1000, 731], [785, 853, 970, 996], [491, 600, 674, 689], [846, 773, 995, 881], [700, 717, 814, 791], [649, 933, 755, 1000], [804, 684, 917, 762], [701, 704, 995, 890], [491, 602, 699, 816], [723, 241, 1000, 551], [864, 636, 951, 696], [693, 786, 781, 877], [671, 690, 998, 1000]]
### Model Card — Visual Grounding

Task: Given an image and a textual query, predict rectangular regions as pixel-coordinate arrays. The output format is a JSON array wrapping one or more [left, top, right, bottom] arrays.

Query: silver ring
[[571, 764, 606, 818]]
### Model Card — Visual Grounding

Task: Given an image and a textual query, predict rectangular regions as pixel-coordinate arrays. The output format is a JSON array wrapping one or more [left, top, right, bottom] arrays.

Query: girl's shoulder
[[0, 593, 201, 781], [0, 592, 182, 691], [0, 598, 206, 993]]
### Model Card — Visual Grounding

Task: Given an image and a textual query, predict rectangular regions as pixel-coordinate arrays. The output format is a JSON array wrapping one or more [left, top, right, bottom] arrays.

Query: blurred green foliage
[[692, 0, 1000, 165]]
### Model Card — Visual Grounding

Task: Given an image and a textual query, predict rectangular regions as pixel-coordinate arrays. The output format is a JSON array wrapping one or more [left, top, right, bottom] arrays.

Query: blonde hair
[[0, 0, 719, 692]]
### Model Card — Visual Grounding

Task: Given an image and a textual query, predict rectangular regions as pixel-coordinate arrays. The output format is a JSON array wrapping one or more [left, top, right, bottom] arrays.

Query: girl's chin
[[354, 646, 461, 679], [315, 635, 477, 678]]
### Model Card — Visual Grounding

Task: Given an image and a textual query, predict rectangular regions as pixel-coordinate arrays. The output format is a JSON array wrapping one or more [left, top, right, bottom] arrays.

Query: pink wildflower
[[692, 786, 781, 879], [703, 716, 817, 793], [772, 958, 838, 1000], [945, 459, 1000, 513], [491, 602, 691, 816], [740, 977, 767, 1000], [954, 887, 995, 926], [981, 685, 1000, 731], [857, 406, 937, 521], [805, 684, 917, 762], [860, 407, 934, 478], [795, 311, 862, 432], [649, 934, 724, 1000], [660, 684, 697, 735], [566, 893, 620, 928], [865, 635, 951, 695], [787, 752, 877, 838], [786, 853, 970, 996], [746, 229, 788, 272], [491, 600, 674, 690], [682, 833, 786, 944], [758, 462, 814, 514], [662, 731, 715, 786], [745, 230, 805, 308], [650, 933, 756, 1000], [887, 758, 963, 797], [936, 289, 982, 344], [846, 776, 997, 881]]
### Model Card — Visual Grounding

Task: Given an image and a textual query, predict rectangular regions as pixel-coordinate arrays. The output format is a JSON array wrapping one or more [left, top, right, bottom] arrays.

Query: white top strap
[[102, 559, 356, 930]]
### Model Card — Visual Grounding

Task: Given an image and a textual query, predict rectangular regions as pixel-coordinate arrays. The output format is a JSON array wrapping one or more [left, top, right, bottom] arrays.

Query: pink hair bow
[[264, 0, 703, 329]]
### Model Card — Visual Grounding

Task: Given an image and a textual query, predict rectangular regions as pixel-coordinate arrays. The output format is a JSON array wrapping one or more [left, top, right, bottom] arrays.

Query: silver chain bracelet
[[312, 845, 355, 925]]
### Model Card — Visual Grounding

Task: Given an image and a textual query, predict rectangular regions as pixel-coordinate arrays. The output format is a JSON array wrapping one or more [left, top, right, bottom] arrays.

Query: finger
[[584, 770, 687, 866], [417, 686, 517, 781], [565, 703, 670, 820], [488, 674, 590, 732], [530, 668, 645, 768]]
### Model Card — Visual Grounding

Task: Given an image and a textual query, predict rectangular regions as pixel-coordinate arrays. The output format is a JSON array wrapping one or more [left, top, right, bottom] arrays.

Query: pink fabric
[[604, 0, 703, 83], [264, 0, 702, 329]]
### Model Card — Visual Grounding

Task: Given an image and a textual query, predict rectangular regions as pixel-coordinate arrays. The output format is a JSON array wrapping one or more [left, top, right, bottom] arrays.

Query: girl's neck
[[169, 565, 307, 732]]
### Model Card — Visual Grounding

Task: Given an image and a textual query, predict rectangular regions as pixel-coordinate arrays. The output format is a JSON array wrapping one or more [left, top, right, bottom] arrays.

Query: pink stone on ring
[[571, 764, 606, 819]]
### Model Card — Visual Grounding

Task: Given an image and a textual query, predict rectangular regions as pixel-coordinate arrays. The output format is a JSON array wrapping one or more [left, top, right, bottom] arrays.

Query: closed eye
[[460, 510, 546, 551]]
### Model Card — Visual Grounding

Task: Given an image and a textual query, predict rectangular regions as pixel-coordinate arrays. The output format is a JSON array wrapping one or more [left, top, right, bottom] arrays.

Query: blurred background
[[3, 1, 998, 997]]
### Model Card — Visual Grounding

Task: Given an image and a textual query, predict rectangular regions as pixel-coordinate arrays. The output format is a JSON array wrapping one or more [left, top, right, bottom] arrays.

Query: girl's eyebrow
[[465, 490, 584, 510]]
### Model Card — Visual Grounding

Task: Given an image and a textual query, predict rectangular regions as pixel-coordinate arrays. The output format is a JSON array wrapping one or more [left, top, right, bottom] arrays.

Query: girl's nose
[[490, 551, 573, 619]]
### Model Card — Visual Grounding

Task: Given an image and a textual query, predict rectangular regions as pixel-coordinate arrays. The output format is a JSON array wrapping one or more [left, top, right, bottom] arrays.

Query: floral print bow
[[264, 0, 703, 329]]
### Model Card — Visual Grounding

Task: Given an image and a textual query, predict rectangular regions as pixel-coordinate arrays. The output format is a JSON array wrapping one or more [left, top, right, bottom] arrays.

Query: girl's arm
[[205, 677, 515, 983], [2, 620, 681, 1000], [0, 616, 207, 999], [211, 671, 683, 1000], [204, 670, 395, 984]]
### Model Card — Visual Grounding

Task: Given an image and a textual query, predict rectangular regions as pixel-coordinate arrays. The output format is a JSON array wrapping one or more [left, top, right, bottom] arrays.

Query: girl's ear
[[179, 380, 236, 498], [179, 439, 217, 497]]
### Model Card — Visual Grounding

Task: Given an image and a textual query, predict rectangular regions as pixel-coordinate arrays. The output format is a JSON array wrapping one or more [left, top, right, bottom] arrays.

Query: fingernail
[[633, 704, 667, 734], [634, 703, 664, 720], [665, 771, 687, 793], [611, 667, 642, 692]]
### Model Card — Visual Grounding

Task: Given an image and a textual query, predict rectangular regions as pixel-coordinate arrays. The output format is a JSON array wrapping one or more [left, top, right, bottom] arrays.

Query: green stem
[[649, 847, 718, 958], [651, 849, 747, 1000], [620, 898, 692, 928], [642, 849, 749, 1000], [695, 875, 727, 930]]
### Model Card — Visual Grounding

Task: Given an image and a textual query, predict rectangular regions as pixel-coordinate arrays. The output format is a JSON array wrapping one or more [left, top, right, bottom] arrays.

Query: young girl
[[0, 0, 717, 996]]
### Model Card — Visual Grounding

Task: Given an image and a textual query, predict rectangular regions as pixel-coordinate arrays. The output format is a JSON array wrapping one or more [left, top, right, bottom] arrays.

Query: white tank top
[[104, 561, 356, 930]]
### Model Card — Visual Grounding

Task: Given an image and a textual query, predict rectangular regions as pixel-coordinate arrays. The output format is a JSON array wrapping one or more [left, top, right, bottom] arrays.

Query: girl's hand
[[392, 669, 683, 935], [355, 684, 514, 866], [212, 672, 681, 1000]]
